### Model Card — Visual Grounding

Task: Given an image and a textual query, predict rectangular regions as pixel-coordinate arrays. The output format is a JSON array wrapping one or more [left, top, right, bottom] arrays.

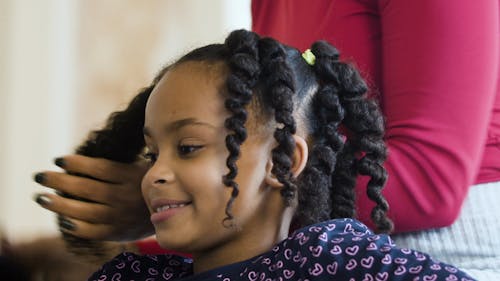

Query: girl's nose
[[153, 178, 168, 185], [150, 169, 175, 187], [146, 159, 175, 188]]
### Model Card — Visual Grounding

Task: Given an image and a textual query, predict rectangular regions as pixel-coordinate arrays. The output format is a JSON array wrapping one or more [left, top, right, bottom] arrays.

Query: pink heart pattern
[[87, 219, 476, 281]]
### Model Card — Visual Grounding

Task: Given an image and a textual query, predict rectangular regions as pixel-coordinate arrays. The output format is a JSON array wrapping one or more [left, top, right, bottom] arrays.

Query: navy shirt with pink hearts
[[88, 218, 476, 281]]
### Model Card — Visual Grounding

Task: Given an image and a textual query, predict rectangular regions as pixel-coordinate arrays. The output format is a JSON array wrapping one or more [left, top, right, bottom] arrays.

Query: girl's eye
[[177, 145, 203, 156], [143, 152, 158, 163]]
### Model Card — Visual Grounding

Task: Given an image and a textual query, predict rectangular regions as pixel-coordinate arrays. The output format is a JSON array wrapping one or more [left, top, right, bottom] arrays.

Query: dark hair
[[58, 85, 153, 260], [61, 29, 393, 257]]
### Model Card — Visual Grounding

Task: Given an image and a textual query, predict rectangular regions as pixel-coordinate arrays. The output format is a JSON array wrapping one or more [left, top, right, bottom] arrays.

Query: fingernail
[[34, 194, 51, 206], [54, 157, 65, 168], [59, 217, 76, 231], [33, 173, 45, 184]]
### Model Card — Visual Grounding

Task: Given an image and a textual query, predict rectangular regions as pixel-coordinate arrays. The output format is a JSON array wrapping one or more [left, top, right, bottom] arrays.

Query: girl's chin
[[157, 239, 186, 253], [155, 231, 192, 252]]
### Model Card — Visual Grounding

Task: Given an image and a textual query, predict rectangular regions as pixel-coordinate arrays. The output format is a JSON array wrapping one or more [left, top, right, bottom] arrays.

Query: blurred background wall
[[0, 0, 251, 242]]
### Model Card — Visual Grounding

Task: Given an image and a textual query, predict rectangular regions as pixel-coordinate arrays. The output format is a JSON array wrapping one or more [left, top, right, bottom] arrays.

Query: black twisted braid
[[308, 43, 358, 222], [294, 73, 347, 226], [221, 30, 261, 225], [258, 38, 298, 205], [60, 84, 153, 259], [311, 41, 393, 233]]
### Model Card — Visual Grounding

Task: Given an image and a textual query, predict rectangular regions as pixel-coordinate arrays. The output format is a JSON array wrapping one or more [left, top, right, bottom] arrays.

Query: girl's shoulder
[[87, 252, 193, 281], [257, 218, 476, 280]]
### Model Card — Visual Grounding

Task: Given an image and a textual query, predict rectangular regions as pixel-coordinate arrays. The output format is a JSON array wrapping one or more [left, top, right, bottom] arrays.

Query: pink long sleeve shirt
[[252, 0, 500, 233]]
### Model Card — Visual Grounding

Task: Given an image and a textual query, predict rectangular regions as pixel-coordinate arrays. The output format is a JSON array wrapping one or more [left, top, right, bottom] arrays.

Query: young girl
[[87, 30, 474, 280]]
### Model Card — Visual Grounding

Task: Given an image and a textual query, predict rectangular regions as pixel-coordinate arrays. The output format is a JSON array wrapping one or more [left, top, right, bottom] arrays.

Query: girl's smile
[[149, 198, 192, 224]]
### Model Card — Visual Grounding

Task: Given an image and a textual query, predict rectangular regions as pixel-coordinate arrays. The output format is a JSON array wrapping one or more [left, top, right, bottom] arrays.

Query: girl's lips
[[150, 198, 191, 211], [150, 202, 191, 224]]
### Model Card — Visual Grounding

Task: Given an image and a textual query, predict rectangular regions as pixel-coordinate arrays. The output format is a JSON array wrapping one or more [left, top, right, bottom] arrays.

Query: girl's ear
[[265, 135, 309, 188]]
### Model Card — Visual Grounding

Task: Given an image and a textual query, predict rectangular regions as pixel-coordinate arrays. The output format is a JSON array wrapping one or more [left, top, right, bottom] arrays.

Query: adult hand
[[33, 154, 153, 241]]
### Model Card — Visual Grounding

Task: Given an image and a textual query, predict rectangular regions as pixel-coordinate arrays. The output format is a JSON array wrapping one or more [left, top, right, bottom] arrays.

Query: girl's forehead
[[145, 60, 275, 142], [169, 60, 227, 83], [155, 62, 225, 100], [154, 61, 226, 98], [145, 61, 230, 126]]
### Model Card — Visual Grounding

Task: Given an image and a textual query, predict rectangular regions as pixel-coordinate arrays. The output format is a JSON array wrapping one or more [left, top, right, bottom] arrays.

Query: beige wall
[[0, 0, 251, 242]]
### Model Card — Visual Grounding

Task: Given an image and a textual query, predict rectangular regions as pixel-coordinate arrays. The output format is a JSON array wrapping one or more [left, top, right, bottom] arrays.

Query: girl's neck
[[192, 208, 294, 274]]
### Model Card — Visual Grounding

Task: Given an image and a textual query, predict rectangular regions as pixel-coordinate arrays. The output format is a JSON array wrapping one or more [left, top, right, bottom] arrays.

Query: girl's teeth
[[156, 203, 186, 213]]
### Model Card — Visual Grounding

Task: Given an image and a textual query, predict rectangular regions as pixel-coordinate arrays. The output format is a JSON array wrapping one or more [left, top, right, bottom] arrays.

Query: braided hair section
[[311, 41, 393, 233], [309, 42, 357, 222], [258, 38, 298, 205], [295, 65, 346, 226], [221, 30, 261, 225]]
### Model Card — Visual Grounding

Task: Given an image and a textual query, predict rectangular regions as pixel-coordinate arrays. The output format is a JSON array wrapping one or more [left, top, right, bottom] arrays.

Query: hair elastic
[[302, 49, 316, 66]]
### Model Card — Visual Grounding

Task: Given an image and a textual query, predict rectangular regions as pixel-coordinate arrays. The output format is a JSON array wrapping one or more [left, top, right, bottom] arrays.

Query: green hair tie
[[302, 49, 316, 66]]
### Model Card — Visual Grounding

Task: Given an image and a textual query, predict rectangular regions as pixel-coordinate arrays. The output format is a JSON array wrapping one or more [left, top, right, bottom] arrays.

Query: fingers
[[34, 171, 117, 203], [60, 218, 154, 241], [35, 193, 153, 241], [34, 193, 116, 224], [32, 154, 151, 241], [54, 154, 141, 183], [58, 216, 125, 241], [59, 219, 115, 241]]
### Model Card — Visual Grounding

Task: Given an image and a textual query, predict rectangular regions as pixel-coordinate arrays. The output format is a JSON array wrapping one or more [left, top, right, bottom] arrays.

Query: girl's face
[[142, 61, 288, 261]]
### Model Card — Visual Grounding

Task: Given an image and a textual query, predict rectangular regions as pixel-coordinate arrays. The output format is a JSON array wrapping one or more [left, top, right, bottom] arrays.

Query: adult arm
[[356, 0, 499, 232]]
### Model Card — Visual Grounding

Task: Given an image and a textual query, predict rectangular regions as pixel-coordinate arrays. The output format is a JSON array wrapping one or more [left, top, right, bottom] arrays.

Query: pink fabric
[[136, 238, 191, 257], [253, 0, 500, 233]]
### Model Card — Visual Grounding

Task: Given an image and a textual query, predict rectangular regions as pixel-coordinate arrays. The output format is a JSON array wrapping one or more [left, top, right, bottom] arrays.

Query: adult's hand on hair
[[33, 155, 153, 241]]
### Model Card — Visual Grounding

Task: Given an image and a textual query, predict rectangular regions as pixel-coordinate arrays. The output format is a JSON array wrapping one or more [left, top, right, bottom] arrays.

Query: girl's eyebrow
[[143, 118, 217, 137]]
